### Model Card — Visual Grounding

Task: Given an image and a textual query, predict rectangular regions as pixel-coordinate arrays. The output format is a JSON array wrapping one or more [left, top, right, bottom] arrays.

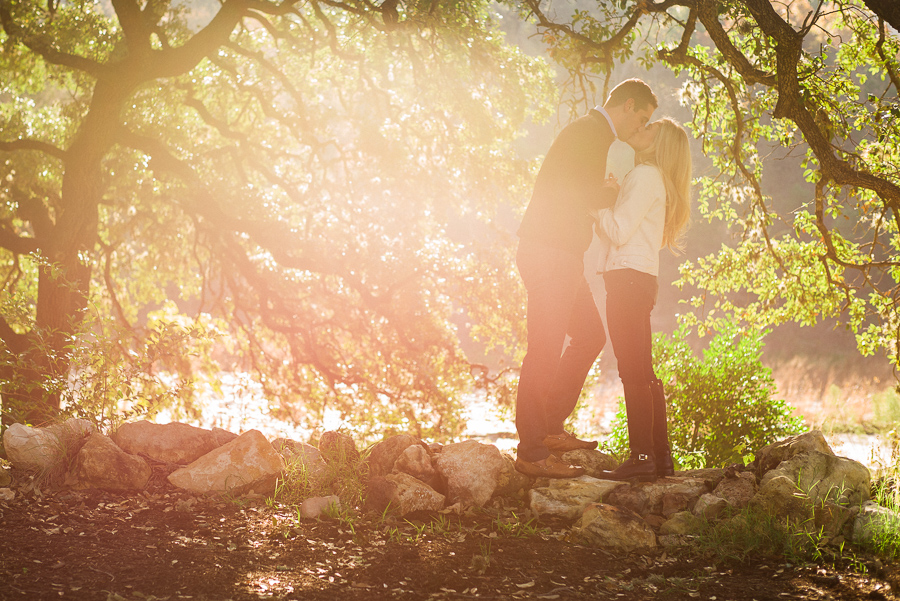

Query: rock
[[3, 419, 94, 473], [750, 474, 815, 523], [559, 449, 618, 477], [657, 534, 691, 548], [815, 501, 857, 541], [272, 438, 321, 463], [571, 503, 657, 552], [692, 493, 730, 519], [713, 471, 757, 509], [677, 468, 728, 490], [273, 438, 328, 485], [4, 423, 59, 472], [318, 431, 359, 463], [605, 476, 710, 517], [660, 511, 703, 535], [385, 472, 446, 514], [643, 477, 710, 516], [66, 434, 152, 491], [394, 443, 438, 487], [366, 435, 418, 480], [760, 450, 870, 507], [754, 430, 834, 476], [852, 500, 900, 545], [167, 429, 285, 495], [661, 490, 697, 518], [643, 513, 667, 529], [0, 465, 11, 487], [528, 476, 624, 520], [0, 488, 14, 501], [434, 440, 504, 508], [606, 483, 650, 516], [365, 476, 398, 514], [114, 421, 236, 465], [493, 453, 531, 499], [365, 472, 445, 515], [299, 495, 341, 519]]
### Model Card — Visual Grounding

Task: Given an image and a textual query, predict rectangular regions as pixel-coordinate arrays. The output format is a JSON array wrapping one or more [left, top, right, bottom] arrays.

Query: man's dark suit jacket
[[518, 110, 617, 256]]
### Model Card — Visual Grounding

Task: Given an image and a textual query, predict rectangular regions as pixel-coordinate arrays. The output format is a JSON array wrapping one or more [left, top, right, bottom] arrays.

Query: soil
[[1, 472, 898, 601]]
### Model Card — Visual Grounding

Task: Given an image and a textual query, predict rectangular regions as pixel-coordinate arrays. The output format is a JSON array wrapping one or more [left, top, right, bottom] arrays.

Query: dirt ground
[[1, 471, 899, 601]]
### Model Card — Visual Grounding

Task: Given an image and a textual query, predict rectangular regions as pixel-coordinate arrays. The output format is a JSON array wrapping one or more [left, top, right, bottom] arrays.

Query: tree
[[0, 0, 554, 436], [512, 0, 900, 366]]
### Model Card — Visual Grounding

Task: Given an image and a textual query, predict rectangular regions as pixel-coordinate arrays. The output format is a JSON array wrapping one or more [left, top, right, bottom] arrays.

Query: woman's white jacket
[[594, 163, 666, 277]]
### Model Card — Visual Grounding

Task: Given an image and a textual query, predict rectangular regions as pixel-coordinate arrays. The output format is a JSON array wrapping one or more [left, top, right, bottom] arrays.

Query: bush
[[607, 321, 804, 468]]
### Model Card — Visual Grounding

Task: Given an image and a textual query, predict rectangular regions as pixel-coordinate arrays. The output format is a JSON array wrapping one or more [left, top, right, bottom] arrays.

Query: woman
[[594, 117, 692, 482]]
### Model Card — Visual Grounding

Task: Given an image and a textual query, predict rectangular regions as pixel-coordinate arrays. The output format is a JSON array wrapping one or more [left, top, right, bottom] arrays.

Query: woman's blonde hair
[[636, 118, 692, 252]]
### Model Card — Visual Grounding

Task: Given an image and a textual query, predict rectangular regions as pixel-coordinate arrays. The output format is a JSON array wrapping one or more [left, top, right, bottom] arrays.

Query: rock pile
[[0, 420, 893, 552]]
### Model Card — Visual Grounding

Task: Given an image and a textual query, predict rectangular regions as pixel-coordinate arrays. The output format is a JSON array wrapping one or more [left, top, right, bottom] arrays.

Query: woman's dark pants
[[604, 268, 667, 459]]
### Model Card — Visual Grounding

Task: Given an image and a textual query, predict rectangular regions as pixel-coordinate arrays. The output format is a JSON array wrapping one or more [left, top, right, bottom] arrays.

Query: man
[[514, 79, 658, 478]]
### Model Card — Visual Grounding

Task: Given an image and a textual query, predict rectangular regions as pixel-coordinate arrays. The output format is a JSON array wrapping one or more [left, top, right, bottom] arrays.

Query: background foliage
[[606, 322, 805, 468]]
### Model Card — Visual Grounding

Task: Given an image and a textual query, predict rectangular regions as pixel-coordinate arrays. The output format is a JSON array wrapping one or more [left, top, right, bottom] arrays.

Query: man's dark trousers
[[515, 239, 606, 463]]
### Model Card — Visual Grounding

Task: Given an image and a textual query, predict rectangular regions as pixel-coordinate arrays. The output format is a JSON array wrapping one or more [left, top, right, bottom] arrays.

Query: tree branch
[[0, 226, 39, 255], [743, 0, 900, 211], [694, 0, 777, 86], [146, 0, 250, 79], [862, 0, 900, 33], [110, 0, 151, 54], [0, 138, 67, 161]]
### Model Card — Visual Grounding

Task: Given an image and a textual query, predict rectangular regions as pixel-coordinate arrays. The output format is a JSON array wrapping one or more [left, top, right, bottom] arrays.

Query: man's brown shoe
[[543, 431, 598, 454], [515, 455, 585, 479]]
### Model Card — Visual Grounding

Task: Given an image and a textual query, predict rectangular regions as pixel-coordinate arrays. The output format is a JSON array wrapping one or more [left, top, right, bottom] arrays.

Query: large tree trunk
[[3, 82, 115, 424]]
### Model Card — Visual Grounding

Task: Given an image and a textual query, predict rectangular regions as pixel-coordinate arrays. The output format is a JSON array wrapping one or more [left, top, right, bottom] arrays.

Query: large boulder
[[167, 429, 285, 495], [571, 503, 657, 552], [3, 419, 94, 473], [65, 434, 151, 491], [434, 440, 504, 508], [754, 430, 834, 476], [760, 450, 870, 507], [528, 476, 624, 520], [114, 421, 236, 465]]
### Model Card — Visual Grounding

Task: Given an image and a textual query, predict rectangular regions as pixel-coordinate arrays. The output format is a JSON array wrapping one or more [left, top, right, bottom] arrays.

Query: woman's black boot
[[651, 377, 675, 477]]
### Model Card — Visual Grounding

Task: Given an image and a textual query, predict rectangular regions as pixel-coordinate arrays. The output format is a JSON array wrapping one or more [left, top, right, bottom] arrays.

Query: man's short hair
[[606, 79, 658, 110]]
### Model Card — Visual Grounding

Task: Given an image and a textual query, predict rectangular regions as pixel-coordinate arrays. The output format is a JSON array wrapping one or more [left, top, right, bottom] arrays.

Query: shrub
[[607, 321, 805, 468]]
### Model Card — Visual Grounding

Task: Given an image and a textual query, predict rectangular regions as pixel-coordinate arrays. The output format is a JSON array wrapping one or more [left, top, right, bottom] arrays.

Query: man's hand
[[602, 174, 620, 195]]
